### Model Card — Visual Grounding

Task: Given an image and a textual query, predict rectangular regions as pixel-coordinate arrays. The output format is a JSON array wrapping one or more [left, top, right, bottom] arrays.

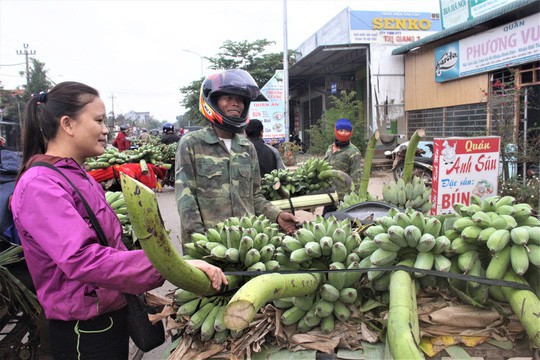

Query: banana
[[528, 227, 540, 245], [290, 248, 310, 263], [305, 241, 322, 258], [282, 235, 303, 252], [394, 212, 412, 228], [332, 300, 351, 322], [486, 246, 511, 280], [527, 244, 540, 266], [244, 248, 261, 268], [314, 299, 334, 318], [332, 227, 347, 244], [370, 248, 398, 266], [319, 236, 334, 256], [460, 225, 483, 243], [434, 254, 452, 272], [225, 247, 240, 262], [452, 217, 476, 232], [510, 227, 529, 245], [210, 244, 228, 259], [331, 242, 348, 263], [373, 233, 401, 252], [495, 195, 515, 208], [472, 211, 492, 228], [364, 225, 387, 238], [191, 233, 209, 243], [486, 229, 511, 253], [450, 237, 478, 254], [343, 261, 362, 288], [186, 301, 216, 333], [338, 287, 358, 304], [327, 262, 346, 290], [302, 307, 322, 328], [319, 284, 340, 302], [173, 289, 198, 305], [424, 217, 442, 237], [478, 227, 497, 242], [345, 233, 361, 254], [416, 233, 436, 252], [432, 235, 451, 254], [457, 250, 479, 273], [273, 297, 294, 309], [467, 259, 484, 288], [265, 260, 280, 271], [377, 216, 397, 229], [404, 225, 422, 248], [292, 295, 315, 312], [520, 216, 540, 227], [259, 244, 276, 262], [296, 228, 316, 245], [246, 261, 266, 272], [281, 306, 307, 326], [413, 252, 435, 277], [200, 303, 221, 341], [500, 214, 518, 230], [238, 236, 254, 263], [409, 211, 425, 232], [510, 245, 529, 275], [320, 315, 335, 334], [495, 205, 516, 216], [490, 215, 509, 230]]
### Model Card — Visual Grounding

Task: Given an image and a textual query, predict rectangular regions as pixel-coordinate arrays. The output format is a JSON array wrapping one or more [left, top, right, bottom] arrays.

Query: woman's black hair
[[20, 81, 99, 167]]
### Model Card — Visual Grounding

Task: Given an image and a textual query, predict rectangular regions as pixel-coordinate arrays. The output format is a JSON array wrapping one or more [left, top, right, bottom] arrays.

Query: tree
[[25, 58, 53, 100], [179, 39, 294, 125], [306, 91, 366, 155]]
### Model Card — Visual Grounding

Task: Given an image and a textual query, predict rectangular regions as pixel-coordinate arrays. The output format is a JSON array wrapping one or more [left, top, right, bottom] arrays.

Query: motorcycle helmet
[[199, 69, 260, 133], [163, 122, 174, 133], [120, 124, 130, 132]]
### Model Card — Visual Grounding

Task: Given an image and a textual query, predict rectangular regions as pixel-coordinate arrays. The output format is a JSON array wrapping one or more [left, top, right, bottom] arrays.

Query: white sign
[[431, 136, 501, 215]]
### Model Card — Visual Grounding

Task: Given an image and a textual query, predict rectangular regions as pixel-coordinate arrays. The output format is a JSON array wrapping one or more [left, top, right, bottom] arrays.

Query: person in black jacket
[[245, 119, 285, 176], [160, 122, 180, 145]]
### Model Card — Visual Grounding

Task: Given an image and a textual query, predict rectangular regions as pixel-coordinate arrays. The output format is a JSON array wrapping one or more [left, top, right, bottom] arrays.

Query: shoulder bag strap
[[30, 162, 108, 247]]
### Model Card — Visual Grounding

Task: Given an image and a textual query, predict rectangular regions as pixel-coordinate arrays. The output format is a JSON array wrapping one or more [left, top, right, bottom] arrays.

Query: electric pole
[[109, 94, 116, 126], [16, 43, 36, 86]]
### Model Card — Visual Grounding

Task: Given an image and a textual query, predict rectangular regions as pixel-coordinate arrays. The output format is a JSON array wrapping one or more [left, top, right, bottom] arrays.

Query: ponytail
[[20, 82, 99, 168]]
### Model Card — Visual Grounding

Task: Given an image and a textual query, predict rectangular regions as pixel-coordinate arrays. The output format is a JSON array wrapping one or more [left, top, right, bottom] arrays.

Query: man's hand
[[186, 259, 228, 291], [277, 211, 301, 235]]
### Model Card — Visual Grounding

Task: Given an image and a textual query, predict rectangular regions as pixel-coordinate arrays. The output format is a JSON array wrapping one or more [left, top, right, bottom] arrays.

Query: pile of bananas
[[260, 158, 335, 200], [172, 214, 284, 341], [358, 208, 452, 290], [448, 195, 539, 299], [382, 177, 431, 213], [85, 144, 167, 170], [337, 191, 374, 210], [173, 290, 241, 343], [183, 214, 284, 271], [270, 215, 364, 331], [105, 191, 136, 249]]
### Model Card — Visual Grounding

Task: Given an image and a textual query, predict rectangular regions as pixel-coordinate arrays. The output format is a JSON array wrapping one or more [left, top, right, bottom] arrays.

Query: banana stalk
[[403, 128, 425, 184], [358, 129, 379, 199], [387, 259, 425, 360], [501, 269, 540, 347], [224, 272, 323, 331], [120, 173, 239, 296]]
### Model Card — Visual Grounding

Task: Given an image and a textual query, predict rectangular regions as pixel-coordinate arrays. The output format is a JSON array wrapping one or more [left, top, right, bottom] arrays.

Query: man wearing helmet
[[112, 124, 131, 151], [161, 122, 180, 145], [175, 69, 299, 242]]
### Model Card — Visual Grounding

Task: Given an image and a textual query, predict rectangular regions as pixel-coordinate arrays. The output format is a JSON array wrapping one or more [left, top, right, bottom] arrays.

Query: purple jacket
[[11, 157, 164, 321]]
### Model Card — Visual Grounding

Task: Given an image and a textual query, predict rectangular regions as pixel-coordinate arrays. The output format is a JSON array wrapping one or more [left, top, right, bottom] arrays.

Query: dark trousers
[[48, 307, 129, 360]]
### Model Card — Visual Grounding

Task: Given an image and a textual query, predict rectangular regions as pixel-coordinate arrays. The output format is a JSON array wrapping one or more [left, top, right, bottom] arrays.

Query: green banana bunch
[[382, 176, 431, 213], [105, 191, 137, 249]]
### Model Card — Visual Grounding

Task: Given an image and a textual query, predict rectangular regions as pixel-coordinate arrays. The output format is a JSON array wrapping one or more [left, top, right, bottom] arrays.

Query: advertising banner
[[249, 70, 287, 142], [435, 13, 540, 82], [349, 11, 441, 45], [431, 136, 500, 215], [439, 0, 517, 30]]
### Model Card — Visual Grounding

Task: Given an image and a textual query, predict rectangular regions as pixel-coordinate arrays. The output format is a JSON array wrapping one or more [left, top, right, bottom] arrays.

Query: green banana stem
[[319, 169, 352, 197], [120, 173, 240, 296], [358, 129, 379, 198], [387, 259, 425, 360], [403, 128, 425, 184], [223, 272, 323, 331], [501, 269, 540, 347]]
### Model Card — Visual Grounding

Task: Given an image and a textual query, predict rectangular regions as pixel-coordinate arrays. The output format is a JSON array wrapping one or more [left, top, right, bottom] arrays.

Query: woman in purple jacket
[[11, 82, 227, 359]]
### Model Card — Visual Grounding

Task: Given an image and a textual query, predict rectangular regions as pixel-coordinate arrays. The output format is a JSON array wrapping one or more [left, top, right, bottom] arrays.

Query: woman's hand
[[277, 211, 301, 235], [186, 259, 228, 291]]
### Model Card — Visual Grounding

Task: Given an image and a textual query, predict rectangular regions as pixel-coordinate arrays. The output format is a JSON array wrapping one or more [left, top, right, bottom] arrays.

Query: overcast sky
[[0, 0, 439, 122]]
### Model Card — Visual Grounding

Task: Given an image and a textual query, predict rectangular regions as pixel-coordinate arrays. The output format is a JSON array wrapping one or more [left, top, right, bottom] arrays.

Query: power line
[[16, 43, 36, 86]]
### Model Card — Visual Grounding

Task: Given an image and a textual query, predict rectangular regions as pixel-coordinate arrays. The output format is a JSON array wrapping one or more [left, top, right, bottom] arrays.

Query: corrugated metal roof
[[392, 0, 539, 55]]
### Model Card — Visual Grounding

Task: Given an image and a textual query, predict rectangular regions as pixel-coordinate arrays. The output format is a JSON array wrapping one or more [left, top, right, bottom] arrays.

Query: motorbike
[[384, 141, 433, 186], [289, 133, 307, 153]]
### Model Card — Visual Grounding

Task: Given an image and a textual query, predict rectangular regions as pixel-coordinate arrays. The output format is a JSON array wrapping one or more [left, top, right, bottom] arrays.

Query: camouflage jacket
[[323, 143, 362, 190], [175, 126, 282, 242]]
